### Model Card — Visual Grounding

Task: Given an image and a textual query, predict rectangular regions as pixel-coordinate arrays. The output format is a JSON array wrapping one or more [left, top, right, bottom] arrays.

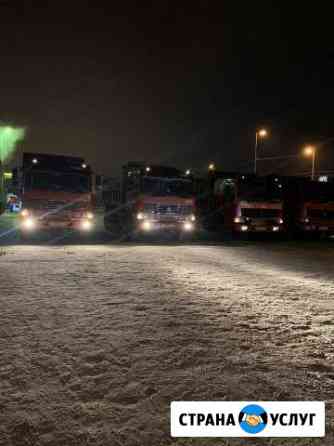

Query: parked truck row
[[200, 171, 334, 238], [2, 152, 334, 240], [104, 163, 334, 240]]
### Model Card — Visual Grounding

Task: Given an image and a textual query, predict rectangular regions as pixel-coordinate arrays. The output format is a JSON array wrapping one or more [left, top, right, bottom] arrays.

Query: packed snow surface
[[1, 242, 334, 445]]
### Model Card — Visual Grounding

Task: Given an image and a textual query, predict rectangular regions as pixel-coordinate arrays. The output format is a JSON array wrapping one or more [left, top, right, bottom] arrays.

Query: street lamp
[[254, 128, 268, 174], [185, 169, 191, 176], [303, 145, 316, 180]]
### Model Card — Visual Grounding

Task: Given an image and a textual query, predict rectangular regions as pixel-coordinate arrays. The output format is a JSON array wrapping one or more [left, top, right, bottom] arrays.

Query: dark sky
[[1, 1, 334, 176]]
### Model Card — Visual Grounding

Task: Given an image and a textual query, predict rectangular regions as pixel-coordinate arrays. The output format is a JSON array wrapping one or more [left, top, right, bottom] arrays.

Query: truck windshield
[[142, 178, 193, 197], [242, 208, 281, 219], [25, 172, 91, 193], [238, 179, 281, 201], [308, 209, 334, 219], [238, 179, 266, 200]]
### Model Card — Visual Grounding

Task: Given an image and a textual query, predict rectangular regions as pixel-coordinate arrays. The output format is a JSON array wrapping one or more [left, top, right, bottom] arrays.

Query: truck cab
[[18, 153, 95, 235], [284, 178, 334, 237], [202, 172, 284, 235], [105, 163, 197, 237]]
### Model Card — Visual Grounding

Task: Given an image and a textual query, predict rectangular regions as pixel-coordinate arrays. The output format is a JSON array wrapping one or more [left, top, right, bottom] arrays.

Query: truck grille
[[242, 208, 280, 219], [28, 200, 86, 218], [144, 203, 193, 217], [45, 201, 68, 211]]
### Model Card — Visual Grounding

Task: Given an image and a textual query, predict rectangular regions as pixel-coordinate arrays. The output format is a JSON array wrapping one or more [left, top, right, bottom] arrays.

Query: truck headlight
[[241, 225, 248, 232], [272, 226, 280, 232], [234, 217, 246, 224], [137, 212, 145, 220], [81, 219, 93, 231], [279, 218, 284, 224], [21, 209, 30, 217], [142, 220, 152, 231], [183, 221, 194, 231], [23, 217, 36, 230]]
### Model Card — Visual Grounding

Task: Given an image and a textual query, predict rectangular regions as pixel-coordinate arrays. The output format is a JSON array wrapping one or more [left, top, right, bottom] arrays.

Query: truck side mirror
[[95, 175, 102, 188], [12, 168, 18, 185]]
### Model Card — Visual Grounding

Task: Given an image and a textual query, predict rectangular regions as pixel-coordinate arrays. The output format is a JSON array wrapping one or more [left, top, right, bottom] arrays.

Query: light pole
[[303, 145, 316, 180], [0, 126, 13, 212], [254, 129, 268, 174], [0, 124, 25, 213]]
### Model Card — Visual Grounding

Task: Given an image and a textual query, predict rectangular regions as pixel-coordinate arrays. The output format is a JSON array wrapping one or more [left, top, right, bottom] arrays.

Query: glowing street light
[[258, 129, 268, 138], [185, 169, 191, 176], [304, 145, 315, 157], [254, 128, 268, 174], [303, 145, 316, 180]]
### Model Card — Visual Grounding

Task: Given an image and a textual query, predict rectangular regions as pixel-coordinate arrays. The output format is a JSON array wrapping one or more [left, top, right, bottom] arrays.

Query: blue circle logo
[[239, 404, 268, 434]]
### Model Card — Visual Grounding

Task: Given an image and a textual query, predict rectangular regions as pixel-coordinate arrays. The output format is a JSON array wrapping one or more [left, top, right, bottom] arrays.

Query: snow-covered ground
[[1, 242, 334, 445]]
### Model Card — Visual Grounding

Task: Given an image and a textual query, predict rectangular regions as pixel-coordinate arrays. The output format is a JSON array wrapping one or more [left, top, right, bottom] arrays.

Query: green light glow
[[0, 126, 25, 163]]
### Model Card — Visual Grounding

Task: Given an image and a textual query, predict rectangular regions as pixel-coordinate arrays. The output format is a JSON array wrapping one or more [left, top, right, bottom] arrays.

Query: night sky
[[1, 2, 334, 176]]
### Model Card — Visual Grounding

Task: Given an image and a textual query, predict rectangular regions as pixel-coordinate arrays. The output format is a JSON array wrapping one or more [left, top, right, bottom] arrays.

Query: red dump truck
[[104, 162, 197, 238], [18, 153, 96, 236], [284, 177, 334, 238], [200, 173, 284, 236]]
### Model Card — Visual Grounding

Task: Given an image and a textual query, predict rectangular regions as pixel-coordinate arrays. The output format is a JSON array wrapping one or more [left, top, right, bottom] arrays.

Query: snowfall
[[1, 239, 334, 445]]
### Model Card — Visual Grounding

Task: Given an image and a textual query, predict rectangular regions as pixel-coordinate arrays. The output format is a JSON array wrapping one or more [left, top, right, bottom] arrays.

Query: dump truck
[[18, 153, 96, 236], [201, 172, 284, 236], [104, 162, 197, 238], [284, 177, 334, 238]]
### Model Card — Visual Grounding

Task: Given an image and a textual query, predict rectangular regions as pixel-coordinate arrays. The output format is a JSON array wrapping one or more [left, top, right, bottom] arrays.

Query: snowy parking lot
[[1, 241, 334, 445]]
